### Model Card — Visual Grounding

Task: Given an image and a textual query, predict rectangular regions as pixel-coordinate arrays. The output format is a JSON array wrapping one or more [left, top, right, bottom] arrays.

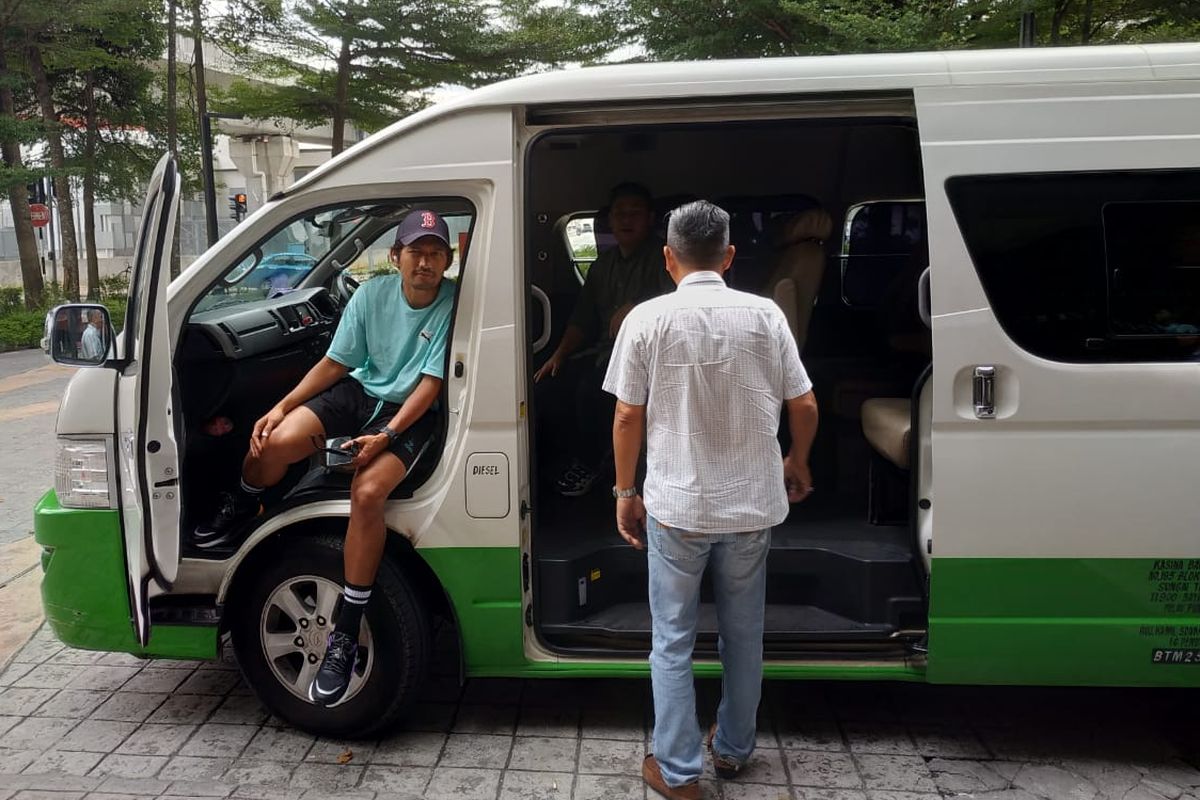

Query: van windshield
[[194, 206, 375, 313]]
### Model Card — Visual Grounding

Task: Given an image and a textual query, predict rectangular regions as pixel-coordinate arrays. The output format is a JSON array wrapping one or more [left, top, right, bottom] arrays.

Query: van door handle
[[973, 366, 996, 419]]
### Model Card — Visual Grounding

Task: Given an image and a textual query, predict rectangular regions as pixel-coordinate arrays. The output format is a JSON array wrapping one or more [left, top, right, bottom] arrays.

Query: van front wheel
[[230, 534, 430, 738]]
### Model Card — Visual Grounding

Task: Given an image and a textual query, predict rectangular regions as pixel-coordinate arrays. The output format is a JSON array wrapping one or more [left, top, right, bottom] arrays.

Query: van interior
[[525, 109, 932, 658]]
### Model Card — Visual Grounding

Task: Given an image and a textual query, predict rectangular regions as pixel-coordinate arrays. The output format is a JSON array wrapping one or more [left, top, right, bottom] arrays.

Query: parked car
[[247, 252, 318, 293]]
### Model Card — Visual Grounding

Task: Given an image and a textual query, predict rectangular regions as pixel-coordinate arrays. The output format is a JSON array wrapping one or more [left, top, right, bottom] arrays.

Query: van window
[[563, 214, 599, 282], [840, 200, 926, 309], [947, 170, 1200, 363]]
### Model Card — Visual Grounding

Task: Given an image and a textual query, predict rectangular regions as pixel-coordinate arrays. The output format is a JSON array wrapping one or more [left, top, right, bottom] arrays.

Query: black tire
[[229, 533, 430, 738]]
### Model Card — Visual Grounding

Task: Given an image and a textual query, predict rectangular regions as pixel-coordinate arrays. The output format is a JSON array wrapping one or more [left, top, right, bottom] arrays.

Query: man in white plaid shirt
[[604, 200, 819, 800]]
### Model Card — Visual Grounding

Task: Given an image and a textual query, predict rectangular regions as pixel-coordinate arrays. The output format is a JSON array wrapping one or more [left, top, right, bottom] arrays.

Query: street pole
[[200, 112, 243, 249]]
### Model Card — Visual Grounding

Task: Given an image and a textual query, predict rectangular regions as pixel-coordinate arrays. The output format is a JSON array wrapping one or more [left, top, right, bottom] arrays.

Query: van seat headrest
[[772, 208, 833, 249]]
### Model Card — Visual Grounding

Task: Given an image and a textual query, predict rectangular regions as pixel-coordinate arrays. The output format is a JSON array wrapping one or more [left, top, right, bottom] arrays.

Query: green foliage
[[0, 310, 46, 350], [0, 287, 23, 314], [0, 278, 127, 349]]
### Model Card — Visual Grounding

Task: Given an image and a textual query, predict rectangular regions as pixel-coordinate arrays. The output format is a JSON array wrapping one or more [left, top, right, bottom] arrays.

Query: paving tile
[[174, 674, 240, 698], [424, 766, 501, 800], [11, 792, 84, 800], [396, 704, 455, 733], [452, 704, 518, 735], [83, 794, 158, 800], [145, 660, 201, 671], [93, 777, 169, 796], [516, 707, 579, 739], [842, 724, 916, 756], [520, 681, 587, 708], [220, 761, 295, 787], [34, 692, 108, 721], [296, 792, 375, 800], [577, 739, 643, 775], [0, 718, 21, 737], [119, 671, 191, 696], [66, 669, 138, 694], [461, 679, 523, 705], [579, 706, 645, 742], [438, 733, 512, 769], [369, 731, 445, 767], [0, 664, 36, 687], [179, 725, 257, 760], [116, 724, 197, 757], [572, 774, 645, 800], [89, 755, 168, 780], [146, 697, 222, 726], [0, 717, 78, 751], [854, 755, 935, 793], [1011, 764, 1100, 800], [0, 689, 58, 716], [208, 699, 268, 727], [358, 765, 430, 797], [95, 655, 147, 669], [162, 779, 235, 797], [46, 650, 106, 668], [724, 784, 801, 800], [286, 764, 362, 792], [736, 747, 789, 786], [777, 718, 845, 752], [89, 694, 167, 724], [23, 751, 105, 777], [787, 751, 862, 789], [1, 775, 99, 794], [12, 667, 82, 692], [508, 737, 577, 773], [11, 638, 65, 664], [158, 758, 235, 782], [792, 790, 867, 800], [498, 769, 571, 800], [420, 678, 464, 705], [908, 725, 989, 759], [303, 739, 374, 765], [241, 728, 313, 762], [927, 758, 1011, 795], [227, 787, 304, 800], [56, 721, 138, 754], [864, 793, 941, 800]]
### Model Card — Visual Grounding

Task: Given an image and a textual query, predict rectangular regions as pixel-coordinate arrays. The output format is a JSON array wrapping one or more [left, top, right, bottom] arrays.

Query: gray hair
[[666, 200, 730, 269]]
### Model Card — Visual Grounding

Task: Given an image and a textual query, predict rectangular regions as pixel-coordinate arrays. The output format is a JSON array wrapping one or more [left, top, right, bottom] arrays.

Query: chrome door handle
[[973, 366, 996, 419]]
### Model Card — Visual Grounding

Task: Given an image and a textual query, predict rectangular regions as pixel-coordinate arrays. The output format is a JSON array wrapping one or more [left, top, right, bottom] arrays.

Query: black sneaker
[[555, 459, 598, 497], [308, 631, 358, 706], [193, 490, 260, 550]]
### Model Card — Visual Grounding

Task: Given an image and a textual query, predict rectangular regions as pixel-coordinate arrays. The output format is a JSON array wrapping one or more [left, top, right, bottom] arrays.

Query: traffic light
[[228, 193, 247, 222]]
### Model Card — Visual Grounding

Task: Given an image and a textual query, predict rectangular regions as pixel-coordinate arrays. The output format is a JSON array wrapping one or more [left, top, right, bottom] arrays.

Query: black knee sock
[[335, 582, 372, 637]]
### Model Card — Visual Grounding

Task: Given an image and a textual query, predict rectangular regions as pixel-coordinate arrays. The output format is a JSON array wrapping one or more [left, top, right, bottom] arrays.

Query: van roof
[[287, 43, 1200, 195]]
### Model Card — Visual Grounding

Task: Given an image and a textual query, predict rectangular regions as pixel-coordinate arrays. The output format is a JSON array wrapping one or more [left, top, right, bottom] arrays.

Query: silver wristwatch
[[612, 486, 638, 499]]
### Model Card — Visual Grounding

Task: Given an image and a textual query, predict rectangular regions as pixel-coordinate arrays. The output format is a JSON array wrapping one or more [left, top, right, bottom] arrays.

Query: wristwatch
[[381, 426, 400, 445], [612, 486, 638, 499]]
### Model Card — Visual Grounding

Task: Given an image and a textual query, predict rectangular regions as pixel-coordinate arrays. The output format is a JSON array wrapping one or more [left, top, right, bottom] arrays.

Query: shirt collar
[[677, 270, 726, 289]]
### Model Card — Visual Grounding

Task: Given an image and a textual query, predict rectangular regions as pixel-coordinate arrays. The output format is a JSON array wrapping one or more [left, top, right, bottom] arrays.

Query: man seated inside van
[[194, 210, 455, 706], [534, 182, 673, 495]]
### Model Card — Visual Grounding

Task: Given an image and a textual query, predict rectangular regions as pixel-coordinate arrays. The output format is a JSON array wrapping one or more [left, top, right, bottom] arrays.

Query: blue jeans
[[646, 515, 771, 787]]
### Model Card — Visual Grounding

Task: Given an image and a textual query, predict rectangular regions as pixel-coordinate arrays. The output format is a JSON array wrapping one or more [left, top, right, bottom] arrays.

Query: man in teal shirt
[[195, 210, 455, 706]]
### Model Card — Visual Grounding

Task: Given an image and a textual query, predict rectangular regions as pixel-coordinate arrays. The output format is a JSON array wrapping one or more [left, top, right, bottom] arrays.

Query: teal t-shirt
[[326, 275, 454, 404]]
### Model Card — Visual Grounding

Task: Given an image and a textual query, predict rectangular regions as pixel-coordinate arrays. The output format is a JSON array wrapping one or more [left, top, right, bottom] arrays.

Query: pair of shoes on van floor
[[555, 459, 599, 497], [193, 491, 260, 550], [643, 755, 701, 800]]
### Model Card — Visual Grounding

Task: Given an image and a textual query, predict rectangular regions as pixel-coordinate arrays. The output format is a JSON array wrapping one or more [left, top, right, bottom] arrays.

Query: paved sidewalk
[[0, 624, 1198, 800]]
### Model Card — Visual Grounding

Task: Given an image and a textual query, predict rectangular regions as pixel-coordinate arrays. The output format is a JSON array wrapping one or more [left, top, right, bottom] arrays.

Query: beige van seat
[[764, 208, 833, 352], [861, 398, 911, 469]]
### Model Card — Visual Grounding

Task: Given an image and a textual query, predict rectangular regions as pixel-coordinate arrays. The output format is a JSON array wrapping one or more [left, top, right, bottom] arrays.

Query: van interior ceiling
[[526, 112, 933, 658]]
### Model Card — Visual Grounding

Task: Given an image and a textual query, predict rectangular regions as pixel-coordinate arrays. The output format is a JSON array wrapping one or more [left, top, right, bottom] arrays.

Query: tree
[[958, 0, 1200, 48], [214, 0, 611, 155], [0, 37, 44, 309]]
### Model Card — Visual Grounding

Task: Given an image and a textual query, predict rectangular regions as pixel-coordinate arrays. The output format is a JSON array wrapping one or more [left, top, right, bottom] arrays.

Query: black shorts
[[302, 378, 438, 470]]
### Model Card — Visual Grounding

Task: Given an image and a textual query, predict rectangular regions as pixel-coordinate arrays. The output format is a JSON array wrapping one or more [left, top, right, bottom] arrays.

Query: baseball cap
[[395, 210, 450, 248]]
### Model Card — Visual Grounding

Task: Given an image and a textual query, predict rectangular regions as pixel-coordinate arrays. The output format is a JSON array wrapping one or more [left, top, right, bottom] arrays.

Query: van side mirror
[[43, 304, 115, 367]]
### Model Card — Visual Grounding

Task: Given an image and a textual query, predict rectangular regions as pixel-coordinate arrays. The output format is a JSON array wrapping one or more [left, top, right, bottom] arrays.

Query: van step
[[540, 602, 895, 645]]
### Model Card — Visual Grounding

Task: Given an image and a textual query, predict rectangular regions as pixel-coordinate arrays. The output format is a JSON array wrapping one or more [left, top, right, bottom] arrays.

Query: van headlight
[[55, 439, 114, 509]]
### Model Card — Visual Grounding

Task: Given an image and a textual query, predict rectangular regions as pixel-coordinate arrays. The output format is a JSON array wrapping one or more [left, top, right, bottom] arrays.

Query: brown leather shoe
[[642, 754, 702, 799], [705, 723, 744, 780]]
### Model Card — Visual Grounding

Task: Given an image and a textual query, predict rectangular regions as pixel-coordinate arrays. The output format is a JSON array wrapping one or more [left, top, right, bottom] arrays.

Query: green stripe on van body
[[34, 491, 218, 660], [929, 558, 1200, 686]]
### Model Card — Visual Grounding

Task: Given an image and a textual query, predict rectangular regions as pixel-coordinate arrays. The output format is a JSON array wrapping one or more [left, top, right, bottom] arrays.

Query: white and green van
[[36, 43, 1200, 737]]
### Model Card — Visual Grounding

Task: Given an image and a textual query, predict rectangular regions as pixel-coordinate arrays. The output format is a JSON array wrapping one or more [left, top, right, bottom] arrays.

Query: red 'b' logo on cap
[[421, 212, 436, 229]]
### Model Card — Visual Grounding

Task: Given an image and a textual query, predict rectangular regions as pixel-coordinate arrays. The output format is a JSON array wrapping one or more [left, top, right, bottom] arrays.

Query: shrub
[[0, 287, 23, 314], [0, 310, 47, 350]]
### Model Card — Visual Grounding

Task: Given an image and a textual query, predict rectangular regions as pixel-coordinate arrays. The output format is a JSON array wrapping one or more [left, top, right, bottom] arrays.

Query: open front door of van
[[115, 153, 182, 646]]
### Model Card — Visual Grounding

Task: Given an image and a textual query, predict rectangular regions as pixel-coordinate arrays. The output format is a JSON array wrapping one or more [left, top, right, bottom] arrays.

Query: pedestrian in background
[[603, 200, 819, 799]]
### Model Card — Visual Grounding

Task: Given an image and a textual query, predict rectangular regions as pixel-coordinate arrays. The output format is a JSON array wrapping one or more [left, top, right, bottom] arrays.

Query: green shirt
[[569, 239, 672, 346], [326, 275, 454, 404]]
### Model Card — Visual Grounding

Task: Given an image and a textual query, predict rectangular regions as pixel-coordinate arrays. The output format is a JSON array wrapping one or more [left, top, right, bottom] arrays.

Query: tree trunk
[[83, 71, 100, 301], [331, 35, 352, 156], [192, 0, 211, 252], [168, 0, 181, 278], [0, 48, 44, 309], [1080, 0, 1094, 43], [1050, 0, 1072, 44], [27, 44, 80, 302]]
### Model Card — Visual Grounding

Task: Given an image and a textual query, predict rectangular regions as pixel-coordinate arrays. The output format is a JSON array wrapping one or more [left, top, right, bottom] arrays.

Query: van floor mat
[[539, 602, 895, 644]]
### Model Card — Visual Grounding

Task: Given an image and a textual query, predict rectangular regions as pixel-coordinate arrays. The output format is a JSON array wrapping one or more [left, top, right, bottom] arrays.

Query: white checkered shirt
[[603, 270, 813, 533]]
